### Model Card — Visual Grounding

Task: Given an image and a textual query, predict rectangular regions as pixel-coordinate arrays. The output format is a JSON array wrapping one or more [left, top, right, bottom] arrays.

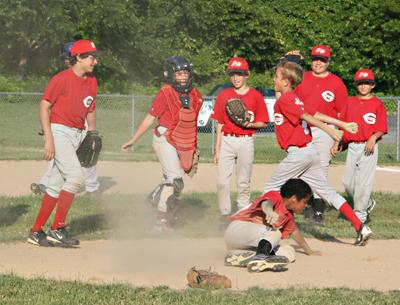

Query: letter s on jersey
[[363, 113, 376, 124], [274, 113, 284, 125], [83, 96, 94, 108], [321, 91, 335, 102]]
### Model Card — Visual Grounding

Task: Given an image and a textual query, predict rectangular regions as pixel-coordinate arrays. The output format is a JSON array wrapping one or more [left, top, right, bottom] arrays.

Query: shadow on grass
[[69, 213, 109, 235], [297, 222, 345, 244], [97, 176, 117, 193], [174, 197, 209, 228], [0, 204, 29, 227]]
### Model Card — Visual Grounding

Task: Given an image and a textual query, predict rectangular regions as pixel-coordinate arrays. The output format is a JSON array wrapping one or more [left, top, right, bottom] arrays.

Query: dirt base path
[[1, 238, 399, 291], [0, 161, 400, 291], [1, 161, 399, 196]]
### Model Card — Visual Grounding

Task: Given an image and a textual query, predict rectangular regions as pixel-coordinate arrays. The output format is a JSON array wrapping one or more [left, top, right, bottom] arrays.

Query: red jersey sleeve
[[210, 92, 225, 123], [149, 90, 167, 118], [280, 94, 306, 125], [375, 99, 388, 134], [42, 74, 64, 105]]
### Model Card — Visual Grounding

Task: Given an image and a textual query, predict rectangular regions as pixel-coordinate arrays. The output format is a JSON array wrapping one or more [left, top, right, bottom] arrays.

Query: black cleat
[[47, 227, 79, 246], [27, 230, 53, 247]]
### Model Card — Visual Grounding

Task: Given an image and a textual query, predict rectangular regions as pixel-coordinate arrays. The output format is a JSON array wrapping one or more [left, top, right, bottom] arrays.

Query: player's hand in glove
[[261, 200, 279, 225], [225, 98, 251, 127], [76, 130, 102, 167]]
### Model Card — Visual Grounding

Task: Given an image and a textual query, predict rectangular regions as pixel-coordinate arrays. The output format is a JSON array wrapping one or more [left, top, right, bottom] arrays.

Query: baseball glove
[[186, 267, 232, 289], [186, 149, 199, 178], [225, 98, 251, 127], [76, 130, 102, 168]]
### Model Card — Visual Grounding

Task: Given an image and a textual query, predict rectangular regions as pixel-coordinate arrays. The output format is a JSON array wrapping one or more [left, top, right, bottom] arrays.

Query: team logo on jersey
[[321, 91, 335, 102], [83, 96, 94, 108], [363, 113, 376, 124], [248, 110, 255, 122], [274, 113, 284, 125]]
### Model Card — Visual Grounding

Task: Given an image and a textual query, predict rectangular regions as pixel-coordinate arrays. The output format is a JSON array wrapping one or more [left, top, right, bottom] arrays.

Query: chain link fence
[[0, 92, 399, 163]]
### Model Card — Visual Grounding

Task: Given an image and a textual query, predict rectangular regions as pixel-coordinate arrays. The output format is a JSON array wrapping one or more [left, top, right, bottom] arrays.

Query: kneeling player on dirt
[[121, 56, 202, 230], [224, 178, 321, 273]]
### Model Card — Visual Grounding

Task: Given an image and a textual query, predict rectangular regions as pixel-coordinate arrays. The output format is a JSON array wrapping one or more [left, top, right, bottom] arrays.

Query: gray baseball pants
[[46, 124, 85, 198], [224, 220, 296, 262], [263, 144, 346, 209], [343, 143, 378, 223], [217, 135, 254, 215], [152, 129, 183, 213]]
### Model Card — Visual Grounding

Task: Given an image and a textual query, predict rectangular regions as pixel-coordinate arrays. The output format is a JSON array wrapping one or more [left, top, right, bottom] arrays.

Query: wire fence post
[[131, 95, 135, 151], [397, 98, 400, 161]]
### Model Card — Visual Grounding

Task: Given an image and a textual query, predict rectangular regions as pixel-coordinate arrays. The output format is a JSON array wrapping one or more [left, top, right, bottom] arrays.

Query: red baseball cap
[[354, 68, 375, 85], [70, 39, 97, 56], [311, 45, 331, 60], [227, 57, 249, 75]]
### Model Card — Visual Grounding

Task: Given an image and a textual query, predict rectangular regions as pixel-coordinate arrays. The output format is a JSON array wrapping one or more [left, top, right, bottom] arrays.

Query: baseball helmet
[[163, 56, 193, 93], [60, 41, 75, 60]]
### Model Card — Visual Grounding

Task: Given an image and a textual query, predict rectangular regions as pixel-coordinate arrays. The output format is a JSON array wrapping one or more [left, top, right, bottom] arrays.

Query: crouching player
[[224, 178, 321, 273]]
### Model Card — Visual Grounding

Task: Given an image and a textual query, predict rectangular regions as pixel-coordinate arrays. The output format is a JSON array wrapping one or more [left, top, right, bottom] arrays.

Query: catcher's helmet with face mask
[[163, 56, 193, 93]]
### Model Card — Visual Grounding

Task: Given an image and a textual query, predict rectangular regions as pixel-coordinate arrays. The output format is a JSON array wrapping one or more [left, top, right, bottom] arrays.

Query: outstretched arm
[[290, 228, 321, 256], [314, 112, 358, 134], [121, 113, 156, 151], [301, 113, 343, 142]]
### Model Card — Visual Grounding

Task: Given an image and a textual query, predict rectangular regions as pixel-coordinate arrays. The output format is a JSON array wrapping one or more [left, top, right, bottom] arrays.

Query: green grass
[[1, 192, 400, 303], [1, 274, 400, 305], [1, 191, 400, 243], [0, 96, 398, 163]]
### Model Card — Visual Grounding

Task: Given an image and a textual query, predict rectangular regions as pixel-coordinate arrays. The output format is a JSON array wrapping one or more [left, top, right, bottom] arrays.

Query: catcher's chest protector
[[161, 86, 199, 171]]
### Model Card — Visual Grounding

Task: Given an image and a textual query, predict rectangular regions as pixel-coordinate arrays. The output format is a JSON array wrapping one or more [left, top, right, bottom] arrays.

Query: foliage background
[[0, 0, 399, 95]]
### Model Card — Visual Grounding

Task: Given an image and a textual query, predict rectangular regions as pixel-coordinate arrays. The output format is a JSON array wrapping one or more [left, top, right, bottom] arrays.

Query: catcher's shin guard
[[147, 184, 163, 207]]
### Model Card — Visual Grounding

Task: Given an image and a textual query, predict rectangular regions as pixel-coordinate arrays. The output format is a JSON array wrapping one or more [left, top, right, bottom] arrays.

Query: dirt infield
[[1, 161, 400, 291], [1, 160, 399, 196]]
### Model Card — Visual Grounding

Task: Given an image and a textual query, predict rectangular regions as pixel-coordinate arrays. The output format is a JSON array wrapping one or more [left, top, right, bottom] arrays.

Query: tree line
[[0, 0, 398, 94]]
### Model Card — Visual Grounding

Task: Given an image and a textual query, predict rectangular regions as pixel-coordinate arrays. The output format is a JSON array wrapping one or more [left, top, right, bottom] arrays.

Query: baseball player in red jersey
[[27, 39, 99, 247], [31, 41, 100, 196], [264, 61, 372, 246], [211, 57, 269, 228], [295, 45, 348, 224], [224, 179, 320, 272], [121, 56, 202, 231], [332, 69, 387, 224]]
